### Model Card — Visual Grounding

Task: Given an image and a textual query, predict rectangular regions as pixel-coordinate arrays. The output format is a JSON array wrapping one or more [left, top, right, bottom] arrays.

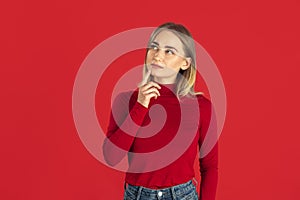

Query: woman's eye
[[149, 45, 158, 51], [165, 49, 175, 55]]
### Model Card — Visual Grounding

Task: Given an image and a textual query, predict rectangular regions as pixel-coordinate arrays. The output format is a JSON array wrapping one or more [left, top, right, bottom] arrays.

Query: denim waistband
[[124, 180, 196, 199]]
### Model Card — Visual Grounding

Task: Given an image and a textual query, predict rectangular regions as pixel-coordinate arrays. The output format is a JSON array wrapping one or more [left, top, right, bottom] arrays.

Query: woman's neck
[[153, 77, 177, 85]]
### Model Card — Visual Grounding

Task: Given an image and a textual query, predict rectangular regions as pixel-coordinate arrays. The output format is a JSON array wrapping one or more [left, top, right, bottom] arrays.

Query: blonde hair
[[142, 22, 203, 98]]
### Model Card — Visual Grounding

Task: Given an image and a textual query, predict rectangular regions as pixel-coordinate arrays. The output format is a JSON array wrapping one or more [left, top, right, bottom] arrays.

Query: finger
[[141, 81, 161, 92], [144, 92, 158, 100], [142, 87, 160, 96], [145, 68, 151, 80], [140, 68, 152, 86], [147, 81, 161, 89]]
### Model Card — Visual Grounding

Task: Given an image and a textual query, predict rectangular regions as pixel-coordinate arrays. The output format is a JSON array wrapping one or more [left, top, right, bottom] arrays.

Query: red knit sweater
[[103, 83, 218, 200]]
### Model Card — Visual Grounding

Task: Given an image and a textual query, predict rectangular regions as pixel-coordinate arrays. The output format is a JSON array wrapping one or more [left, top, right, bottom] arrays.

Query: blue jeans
[[123, 180, 198, 200]]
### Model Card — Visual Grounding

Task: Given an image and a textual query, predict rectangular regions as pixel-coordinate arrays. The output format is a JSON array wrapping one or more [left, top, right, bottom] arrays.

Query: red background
[[1, 0, 300, 199]]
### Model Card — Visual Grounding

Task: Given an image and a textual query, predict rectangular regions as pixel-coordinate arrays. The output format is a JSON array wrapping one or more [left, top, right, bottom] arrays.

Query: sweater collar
[[158, 83, 177, 96]]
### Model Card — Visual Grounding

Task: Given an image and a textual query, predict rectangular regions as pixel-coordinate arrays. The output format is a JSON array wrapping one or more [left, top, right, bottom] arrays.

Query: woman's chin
[[150, 72, 163, 78]]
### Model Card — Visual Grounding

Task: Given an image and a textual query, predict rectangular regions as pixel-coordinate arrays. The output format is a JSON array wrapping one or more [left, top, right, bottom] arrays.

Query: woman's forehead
[[152, 30, 184, 51]]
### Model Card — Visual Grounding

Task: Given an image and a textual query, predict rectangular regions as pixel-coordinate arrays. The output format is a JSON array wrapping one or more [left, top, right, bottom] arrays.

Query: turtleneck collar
[[157, 83, 177, 96]]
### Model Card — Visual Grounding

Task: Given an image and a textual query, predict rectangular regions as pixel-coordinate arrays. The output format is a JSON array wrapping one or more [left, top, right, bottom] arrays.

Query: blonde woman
[[103, 22, 218, 200]]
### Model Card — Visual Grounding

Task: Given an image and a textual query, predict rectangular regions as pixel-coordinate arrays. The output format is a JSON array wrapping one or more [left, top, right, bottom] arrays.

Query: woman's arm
[[198, 96, 219, 200], [102, 92, 148, 166]]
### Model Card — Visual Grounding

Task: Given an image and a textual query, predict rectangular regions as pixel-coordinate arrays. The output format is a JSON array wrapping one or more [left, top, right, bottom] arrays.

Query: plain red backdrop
[[1, 0, 300, 199]]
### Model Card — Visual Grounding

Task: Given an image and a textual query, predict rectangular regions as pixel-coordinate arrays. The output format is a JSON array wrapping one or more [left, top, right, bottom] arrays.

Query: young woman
[[103, 22, 218, 200]]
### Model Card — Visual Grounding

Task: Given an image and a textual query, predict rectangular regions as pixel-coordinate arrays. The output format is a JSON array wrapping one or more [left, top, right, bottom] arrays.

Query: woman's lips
[[151, 64, 164, 69]]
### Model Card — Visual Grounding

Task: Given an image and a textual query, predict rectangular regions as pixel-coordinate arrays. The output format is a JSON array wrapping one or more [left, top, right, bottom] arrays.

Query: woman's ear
[[180, 57, 192, 70]]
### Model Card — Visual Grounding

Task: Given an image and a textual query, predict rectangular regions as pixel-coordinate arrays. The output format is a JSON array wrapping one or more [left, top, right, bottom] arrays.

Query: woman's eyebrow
[[151, 41, 178, 52], [151, 41, 159, 46], [164, 45, 178, 52]]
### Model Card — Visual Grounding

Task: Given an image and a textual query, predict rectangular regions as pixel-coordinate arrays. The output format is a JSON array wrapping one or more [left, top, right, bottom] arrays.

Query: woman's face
[[146, 30, 191, 84]]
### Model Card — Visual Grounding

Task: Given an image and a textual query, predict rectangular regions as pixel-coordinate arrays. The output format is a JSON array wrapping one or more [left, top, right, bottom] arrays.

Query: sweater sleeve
[[198, 96, 219, 200], [102, 92, 148, 166]]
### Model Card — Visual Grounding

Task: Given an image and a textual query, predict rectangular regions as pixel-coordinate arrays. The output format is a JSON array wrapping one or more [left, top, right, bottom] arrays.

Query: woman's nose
[[153, 49, 164, 61]]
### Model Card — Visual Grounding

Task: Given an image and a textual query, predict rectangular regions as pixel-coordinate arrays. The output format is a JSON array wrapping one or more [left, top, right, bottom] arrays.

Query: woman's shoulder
[[195, 93, 210, 102], [195, 93, 212, 108]]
